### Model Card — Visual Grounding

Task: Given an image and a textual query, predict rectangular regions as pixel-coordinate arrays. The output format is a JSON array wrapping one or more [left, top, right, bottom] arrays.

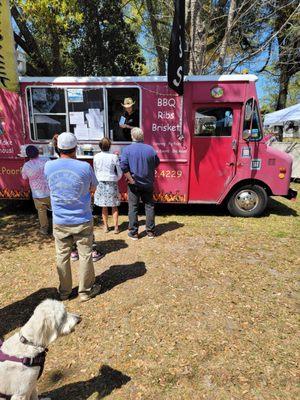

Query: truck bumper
[[283, 187, 298, 201]]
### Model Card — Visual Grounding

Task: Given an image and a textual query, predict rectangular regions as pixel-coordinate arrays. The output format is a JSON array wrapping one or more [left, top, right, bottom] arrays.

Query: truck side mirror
[[242, 129, 251, 140]]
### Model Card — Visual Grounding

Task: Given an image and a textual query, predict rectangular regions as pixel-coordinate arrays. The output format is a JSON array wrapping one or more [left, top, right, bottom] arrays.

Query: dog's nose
[[74, 314, 82, 324], [75, 314, 82, 324]]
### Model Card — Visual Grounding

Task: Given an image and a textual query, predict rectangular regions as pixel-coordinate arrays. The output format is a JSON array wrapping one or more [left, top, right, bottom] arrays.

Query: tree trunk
[[276, 66, 290, 110], [189, 0, 206, 74], [49, 26, 61, 75], [274, 0, 299, 110], [275, 23, 290, 110], [216, 0, 237, 74], [145, 0, 166, 75], [185, 0, 191, 74]]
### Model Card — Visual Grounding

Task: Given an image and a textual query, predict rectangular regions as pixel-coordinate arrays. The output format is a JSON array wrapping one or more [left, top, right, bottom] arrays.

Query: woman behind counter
[[93, 138, 123, 233], [119, 97, 139, 141]]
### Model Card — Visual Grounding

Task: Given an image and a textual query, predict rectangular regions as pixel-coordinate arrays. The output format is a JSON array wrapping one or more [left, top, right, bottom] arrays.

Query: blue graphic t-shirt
[[44, 158, 98, 225]]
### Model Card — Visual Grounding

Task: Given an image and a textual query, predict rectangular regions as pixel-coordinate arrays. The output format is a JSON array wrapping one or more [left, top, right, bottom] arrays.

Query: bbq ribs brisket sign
[[167, 0, 185, 96]]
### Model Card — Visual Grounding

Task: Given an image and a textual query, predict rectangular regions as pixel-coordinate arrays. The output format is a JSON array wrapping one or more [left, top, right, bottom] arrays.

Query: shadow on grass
[[154, 198, 298, 217], [0, 287, 58, 340], [0, 262, 146, 338], [0, 200, 53, 252], [137, 220, 184, 239], [69, 262, 147, 299], [154, 202, 228, 217], [265, 197, 298, 217], [42, 365, 131, 399], [155, 221, 184, 236], [111, 218, 146, 233], [96, 261, 147, 294], [95, 239, 128, 255]]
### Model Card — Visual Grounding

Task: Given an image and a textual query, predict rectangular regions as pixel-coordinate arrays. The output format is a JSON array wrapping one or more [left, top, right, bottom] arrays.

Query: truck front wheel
[[227, 185, 268, 217]]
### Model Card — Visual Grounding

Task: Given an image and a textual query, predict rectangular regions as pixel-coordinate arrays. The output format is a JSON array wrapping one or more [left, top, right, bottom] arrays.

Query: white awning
[[264, 103, 300, 126]]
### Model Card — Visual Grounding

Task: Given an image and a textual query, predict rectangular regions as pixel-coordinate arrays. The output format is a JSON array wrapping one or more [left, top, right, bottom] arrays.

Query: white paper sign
[[87, 108, 104, 129], [74, 124, 89, 140], [70, 112, 85, 125], [88, 127, 104, 140]]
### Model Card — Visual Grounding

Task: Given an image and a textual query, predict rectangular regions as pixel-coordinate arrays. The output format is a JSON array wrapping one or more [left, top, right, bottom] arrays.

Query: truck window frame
[[25, 84, 141, 143], [105, 85, 142, 143], [193, 106, 233, 137], [26, 87, 67, 141], [243, 98, 263, 141]]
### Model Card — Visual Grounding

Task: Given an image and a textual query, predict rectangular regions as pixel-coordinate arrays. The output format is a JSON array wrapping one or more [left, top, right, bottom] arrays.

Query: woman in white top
[[93, 138, 123, 233]]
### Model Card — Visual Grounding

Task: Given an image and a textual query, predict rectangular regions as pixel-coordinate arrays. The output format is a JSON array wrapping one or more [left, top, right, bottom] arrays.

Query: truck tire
[[227, 185, 268, 217]]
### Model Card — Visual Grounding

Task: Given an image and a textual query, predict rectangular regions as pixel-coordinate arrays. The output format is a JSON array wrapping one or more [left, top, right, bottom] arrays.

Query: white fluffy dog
[[0, 299, 81, 400]]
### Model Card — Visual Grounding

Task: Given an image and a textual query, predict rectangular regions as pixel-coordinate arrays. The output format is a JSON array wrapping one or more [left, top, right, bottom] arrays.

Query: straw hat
[[121, 97, 135, 108]]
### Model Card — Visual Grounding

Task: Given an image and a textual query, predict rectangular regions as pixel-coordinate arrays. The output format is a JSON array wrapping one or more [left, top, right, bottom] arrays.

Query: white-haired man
[[120, 127, 160, 240], [44, 132, 101, 302]]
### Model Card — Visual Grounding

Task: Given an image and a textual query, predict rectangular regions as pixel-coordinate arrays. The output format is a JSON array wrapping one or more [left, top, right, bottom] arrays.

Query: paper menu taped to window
[[89, 127, 104, 140], [74, 124, 89, 140], [119, 116, 126, 125], [74, 124, 104, 140], [86, 109, 103, 129], [70, 111, 85, 125]]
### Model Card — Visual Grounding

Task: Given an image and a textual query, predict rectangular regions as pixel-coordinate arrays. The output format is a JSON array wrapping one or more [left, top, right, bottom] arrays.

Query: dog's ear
[[21, 305, 59, 347]]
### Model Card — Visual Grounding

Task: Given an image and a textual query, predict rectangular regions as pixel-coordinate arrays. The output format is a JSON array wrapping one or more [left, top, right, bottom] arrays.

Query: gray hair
[[131, 127, 144, 142]]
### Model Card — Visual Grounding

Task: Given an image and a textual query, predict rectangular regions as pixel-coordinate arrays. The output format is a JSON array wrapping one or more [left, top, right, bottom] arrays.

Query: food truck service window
[[27, 86, 140, 142], [243, 99, 262, 141], [67, 88, 104, 141], [106, 87, 140, 142], [194, 107, 233, 137], [27, 88, 67, 140]]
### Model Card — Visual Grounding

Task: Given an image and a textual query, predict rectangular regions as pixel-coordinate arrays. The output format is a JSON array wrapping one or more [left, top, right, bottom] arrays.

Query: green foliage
[[12, 0, 145, 76], [14, 0, 82, 28], [123, 0, 172, 74], [70, 0, 145, 76], [260, 70, 300, 114]]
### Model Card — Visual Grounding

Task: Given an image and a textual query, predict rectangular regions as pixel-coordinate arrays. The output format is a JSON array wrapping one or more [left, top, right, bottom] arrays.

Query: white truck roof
[[20, 74, 258, 84]]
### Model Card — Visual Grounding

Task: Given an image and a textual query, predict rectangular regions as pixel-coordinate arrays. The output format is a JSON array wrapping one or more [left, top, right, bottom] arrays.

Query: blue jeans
[[128, 185, 155, 234]]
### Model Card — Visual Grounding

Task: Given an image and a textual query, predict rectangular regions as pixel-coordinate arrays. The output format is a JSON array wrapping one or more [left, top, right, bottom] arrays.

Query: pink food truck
[[0, 74, 297, 216]]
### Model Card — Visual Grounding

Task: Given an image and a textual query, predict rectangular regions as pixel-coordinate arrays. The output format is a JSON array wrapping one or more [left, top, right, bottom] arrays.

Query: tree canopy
[[10, 0, 299, 110], [12, 0, 145, 76]]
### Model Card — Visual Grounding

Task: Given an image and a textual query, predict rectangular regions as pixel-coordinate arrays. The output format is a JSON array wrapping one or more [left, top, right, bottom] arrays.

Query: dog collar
[[19, 333, 46, 351]]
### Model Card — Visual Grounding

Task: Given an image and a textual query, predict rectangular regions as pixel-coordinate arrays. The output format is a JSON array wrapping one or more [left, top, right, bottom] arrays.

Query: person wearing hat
[[21, 145, 51, 235], [119, 97, 139, 141], [44, 132, 102, 302]]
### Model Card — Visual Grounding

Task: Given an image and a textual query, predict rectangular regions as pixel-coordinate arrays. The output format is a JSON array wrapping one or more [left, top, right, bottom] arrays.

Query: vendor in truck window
[[119, 97, 139, 141]]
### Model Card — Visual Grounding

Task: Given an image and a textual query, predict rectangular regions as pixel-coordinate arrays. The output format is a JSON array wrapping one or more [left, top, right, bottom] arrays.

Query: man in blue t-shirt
[[44, 132, 101, 302], [120, 127, 160, 240]]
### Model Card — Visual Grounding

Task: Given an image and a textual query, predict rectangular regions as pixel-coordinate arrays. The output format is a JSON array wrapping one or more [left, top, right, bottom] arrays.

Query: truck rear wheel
[[227, 185, 268, 217]]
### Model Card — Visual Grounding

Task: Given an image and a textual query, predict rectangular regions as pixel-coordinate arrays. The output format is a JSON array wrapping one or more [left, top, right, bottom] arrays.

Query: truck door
[[188, 103, 241, 203]]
